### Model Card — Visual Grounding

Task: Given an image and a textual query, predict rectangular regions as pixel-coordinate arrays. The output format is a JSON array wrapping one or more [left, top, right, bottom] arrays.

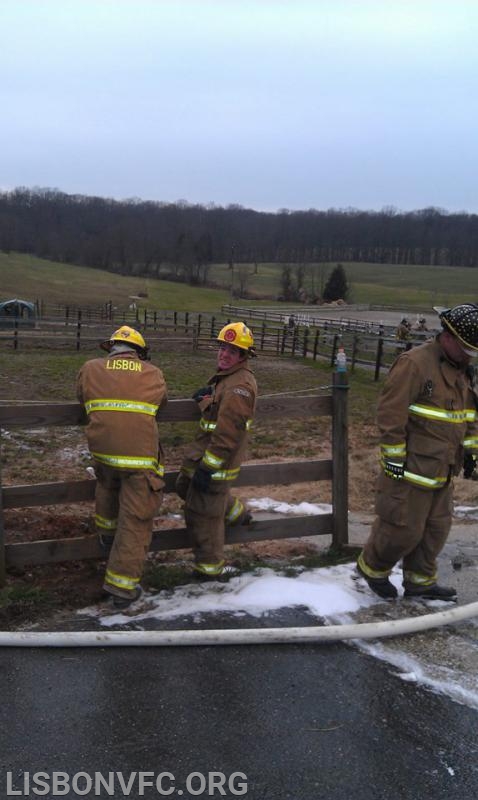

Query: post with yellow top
[[331, 362, 349, 548]]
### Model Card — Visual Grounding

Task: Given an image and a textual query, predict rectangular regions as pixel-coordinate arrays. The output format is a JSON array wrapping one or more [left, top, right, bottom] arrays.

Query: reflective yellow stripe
[[182, 464, 240, 482], [203, 450, 224, 469], [105, 569, 139, 591], [403, 570, 437, 587], [85, 398, 159, 416], [381, 442, 407, 458], [92, 452, 164, 476], [357, 551, 391, 579], [212, 467, 240, 481], [94, 513, 117, 530], [464, 437, 478, 449], [193, 561, 225, 576], [200, 418, 217, 432], [403, 469, 447, 489], [200, 417, 253, 432], [408, 404, 476, 423], [226, 498, 244, 522]]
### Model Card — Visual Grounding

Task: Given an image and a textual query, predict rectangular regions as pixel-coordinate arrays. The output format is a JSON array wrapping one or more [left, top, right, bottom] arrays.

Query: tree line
[[0, 188, 477, 286]]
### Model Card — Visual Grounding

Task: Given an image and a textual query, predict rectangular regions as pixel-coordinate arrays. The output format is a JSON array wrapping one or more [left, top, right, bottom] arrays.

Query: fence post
[[261, 321, 266, 351], [192, 323, 199, 351], [332, 370, 349, 548], [374, 337, 384, 381], [185, 311, 189, 334], [313, 329, 319, 361], [280, 325, 287, 355], [76, 309, 82, 351], [351, 334, 359, 372], [302, 328, 309, 358], [330, 333, 340, 368], [291, 326, 298, 357], [13, 318, 18, 350]]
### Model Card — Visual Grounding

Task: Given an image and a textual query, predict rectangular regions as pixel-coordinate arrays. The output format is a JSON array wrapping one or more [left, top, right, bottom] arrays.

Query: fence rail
[[0, 376, 348, 580], [0, 310, 430, 379]]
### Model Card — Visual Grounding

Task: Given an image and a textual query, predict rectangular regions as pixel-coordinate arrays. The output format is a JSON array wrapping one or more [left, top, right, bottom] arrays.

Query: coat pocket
[[406, 432, 448, 480]]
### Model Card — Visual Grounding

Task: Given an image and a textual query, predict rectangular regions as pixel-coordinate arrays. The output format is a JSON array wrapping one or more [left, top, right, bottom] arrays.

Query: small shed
[[0, 298, 36, 328]]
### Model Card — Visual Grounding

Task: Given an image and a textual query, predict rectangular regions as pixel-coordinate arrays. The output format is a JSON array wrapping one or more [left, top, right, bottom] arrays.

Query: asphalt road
[[2, 610, 478, 800]]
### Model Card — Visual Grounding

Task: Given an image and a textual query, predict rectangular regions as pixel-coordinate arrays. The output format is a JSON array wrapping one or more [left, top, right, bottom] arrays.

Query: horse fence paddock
[[0, 373, 348, 584], [0, 305, 429, 379]]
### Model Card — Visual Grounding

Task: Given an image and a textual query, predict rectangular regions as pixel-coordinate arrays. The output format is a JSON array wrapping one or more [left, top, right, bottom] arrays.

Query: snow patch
[[248, 497, 332, 515]]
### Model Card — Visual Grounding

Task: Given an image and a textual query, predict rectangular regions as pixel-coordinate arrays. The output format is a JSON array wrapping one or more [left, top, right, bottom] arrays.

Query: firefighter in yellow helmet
[[357, 304, 478, 601], [77, 326, 168, 608], [176, 322, 257, 577]]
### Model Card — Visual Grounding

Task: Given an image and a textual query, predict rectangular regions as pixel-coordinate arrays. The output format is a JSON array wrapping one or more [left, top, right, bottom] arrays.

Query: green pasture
[[0, 253, 230, 312], [1, 251, 477, 312], [209, 260, 478, 309]]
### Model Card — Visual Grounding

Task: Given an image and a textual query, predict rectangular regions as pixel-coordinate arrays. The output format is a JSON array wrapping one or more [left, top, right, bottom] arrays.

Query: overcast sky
[[1, 0, 477, 213]]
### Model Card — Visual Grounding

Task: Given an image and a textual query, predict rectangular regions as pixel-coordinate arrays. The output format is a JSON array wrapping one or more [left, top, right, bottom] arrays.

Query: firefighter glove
[[383, 460, 405, 480], [192, 386, 213, 402], [463, 453, 478, 480], [192, 463, 213, 493]]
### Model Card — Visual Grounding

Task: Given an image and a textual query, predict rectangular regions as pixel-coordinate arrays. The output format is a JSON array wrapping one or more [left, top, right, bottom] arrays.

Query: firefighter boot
[[98, 533, 115, 555], [403, 582, 457, 601], [112, 585, 143, 610], [357, 558, 398, 599]]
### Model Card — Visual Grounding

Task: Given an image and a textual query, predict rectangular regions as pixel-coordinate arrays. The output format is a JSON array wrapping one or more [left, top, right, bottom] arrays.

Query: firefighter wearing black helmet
[[77, 326, 168, 609], [357, 304, 478, 601], [176, 322, 257, 577]]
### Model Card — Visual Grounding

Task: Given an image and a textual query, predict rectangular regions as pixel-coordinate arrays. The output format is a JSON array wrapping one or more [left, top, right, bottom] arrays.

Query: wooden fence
[[0, 372, 348, 584], [0, 310, 427, 379]]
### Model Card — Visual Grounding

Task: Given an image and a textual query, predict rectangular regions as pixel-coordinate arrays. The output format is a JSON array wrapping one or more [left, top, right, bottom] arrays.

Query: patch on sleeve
[[233, 388, 251, 398]]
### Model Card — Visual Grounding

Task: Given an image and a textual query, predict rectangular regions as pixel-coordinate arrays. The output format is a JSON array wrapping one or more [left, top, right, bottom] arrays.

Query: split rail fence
[[0, 309, 425, 380], [0, 372, 348, 585]]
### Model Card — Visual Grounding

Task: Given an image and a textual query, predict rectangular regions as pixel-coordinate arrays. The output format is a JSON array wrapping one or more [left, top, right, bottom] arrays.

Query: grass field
[[209, 260, 478, 309], [1, 252, 478, 312]]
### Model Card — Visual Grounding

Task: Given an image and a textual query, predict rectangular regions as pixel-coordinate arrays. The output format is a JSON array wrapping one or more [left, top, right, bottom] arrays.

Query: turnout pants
[[94, 462, 164, 598], [362, 472, 453, 582], [176, 472, 244, 568]]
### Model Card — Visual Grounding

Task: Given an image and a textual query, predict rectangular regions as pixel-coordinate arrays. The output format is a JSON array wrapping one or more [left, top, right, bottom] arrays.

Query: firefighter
[[77, 325, 167, 609], [415, 316, 428, 332], [176, 322, 257, 578], [357, 304, 478, 601], [396, 317, 411, 341]]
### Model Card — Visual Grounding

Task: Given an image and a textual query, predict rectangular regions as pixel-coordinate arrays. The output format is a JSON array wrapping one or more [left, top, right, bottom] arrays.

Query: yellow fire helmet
[[101, 325, 149, 359], [217, 322, 256, 355]]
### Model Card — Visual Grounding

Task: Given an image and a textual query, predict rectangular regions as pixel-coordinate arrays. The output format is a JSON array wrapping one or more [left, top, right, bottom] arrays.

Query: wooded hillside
[[1, 188, 477, 280]]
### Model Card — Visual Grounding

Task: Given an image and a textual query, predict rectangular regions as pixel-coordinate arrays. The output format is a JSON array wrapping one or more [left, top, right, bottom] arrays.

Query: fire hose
[[1, 600, 478, 647]]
